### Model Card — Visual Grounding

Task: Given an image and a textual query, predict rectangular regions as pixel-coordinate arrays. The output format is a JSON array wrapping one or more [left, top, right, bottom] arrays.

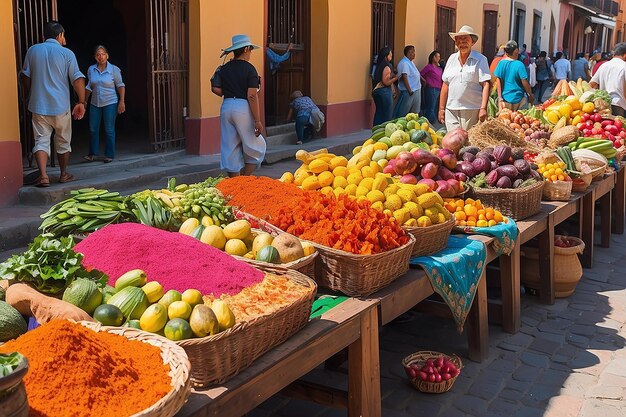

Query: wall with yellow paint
[[188, 0, 265, 119], [395, 0, 436, 70], [0, 0, 19, 142], [310, 1, 329, 106]]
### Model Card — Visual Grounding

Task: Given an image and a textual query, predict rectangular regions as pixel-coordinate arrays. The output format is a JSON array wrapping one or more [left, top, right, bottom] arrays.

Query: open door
[[265, 0, 310, 127], [435, 4, 456, 63]]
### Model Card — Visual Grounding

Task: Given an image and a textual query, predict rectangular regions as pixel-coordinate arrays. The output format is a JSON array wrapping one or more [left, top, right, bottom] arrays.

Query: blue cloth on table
[[410, 235, 487, 330], [455, 218, 518, 257]]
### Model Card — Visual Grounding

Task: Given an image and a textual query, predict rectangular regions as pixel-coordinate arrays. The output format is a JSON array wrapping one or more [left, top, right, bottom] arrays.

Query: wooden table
[[581, 173, 615, 268], [177, 298, 381, 417], [369, 266, 489, 363], [612, 164, 625, 234]]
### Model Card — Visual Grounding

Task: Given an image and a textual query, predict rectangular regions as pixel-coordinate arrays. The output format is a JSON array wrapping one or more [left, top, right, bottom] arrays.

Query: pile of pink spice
[[74, 223, 264, 296]]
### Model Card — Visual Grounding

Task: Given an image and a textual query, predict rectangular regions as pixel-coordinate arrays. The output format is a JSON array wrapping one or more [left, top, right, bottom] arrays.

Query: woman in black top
[[371, 46, 398, 126], [211, 35, 266, 176]]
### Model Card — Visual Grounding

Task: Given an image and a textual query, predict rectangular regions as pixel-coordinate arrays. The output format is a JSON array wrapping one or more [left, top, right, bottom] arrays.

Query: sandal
[[103, 158, 113, 163], [59, 173, 75, 183], [35, 176, 50, 188], [83, 155, 96, 162]]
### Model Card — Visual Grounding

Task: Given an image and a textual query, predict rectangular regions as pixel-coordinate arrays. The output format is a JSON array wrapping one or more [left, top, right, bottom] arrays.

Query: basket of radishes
[[402, 351, 462, 393]]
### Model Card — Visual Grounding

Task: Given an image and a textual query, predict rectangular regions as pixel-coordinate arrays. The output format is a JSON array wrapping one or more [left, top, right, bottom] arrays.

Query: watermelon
[[93, 304, 124, 326], [62, 278, 103, 314], [0, 301, 27, 342], [255, 245, 280, 264]]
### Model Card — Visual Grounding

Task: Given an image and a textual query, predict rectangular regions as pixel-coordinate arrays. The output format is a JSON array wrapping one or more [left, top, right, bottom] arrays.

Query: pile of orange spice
[[277, 193, 409, 254], [216, 176, 308, 221], [0, 319, 171, 417]]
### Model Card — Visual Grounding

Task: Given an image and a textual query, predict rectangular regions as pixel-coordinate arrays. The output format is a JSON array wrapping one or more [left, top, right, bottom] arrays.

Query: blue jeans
[[393, 89, 421, 118], [372, 86, 393, 126], [423, 86, 441, 124], [89, 103, 117, 158], [295, 114, 313, 142], [533, 79, 550, 104]]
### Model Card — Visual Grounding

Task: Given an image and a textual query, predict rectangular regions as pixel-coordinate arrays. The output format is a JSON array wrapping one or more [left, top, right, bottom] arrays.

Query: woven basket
[[403, 217, 454, 257], [590, 164, 607, 181], [309, 234, 415, 297], [470, 180, 544, 220], [77, 323, 192, 417], [176, 267, 316, 387], [542, 180, 573, 201], [402, 351, 463, 394]]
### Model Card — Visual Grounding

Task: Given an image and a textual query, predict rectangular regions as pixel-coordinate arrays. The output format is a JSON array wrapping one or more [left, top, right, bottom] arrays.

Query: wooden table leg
[[601, 190, 612, 248], [348, 306, 381, 417], [538, 216, 555, 305], [613, 167, 625, 234], [580, 191, 595, 268], [499, 236, 520, 333], [467, 268, 488, 362]]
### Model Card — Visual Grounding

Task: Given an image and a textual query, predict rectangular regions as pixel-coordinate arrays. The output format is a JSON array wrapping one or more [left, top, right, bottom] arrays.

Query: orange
[[464, 204, 478, 217], [485, 211, 494, 221], [478, 213, 486, 221], [458, 220, 467, 227], [494, 212, 504, 223], [488, 220, 497, 227], [467, 216, 477, 223], [466, 221, 476, 227], [455, 211, 467, 221]]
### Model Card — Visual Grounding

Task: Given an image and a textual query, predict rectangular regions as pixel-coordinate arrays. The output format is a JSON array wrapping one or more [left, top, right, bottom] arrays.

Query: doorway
[[435, 5, 456, 63], [265, 0, 310, 127], [482, 10, 498, 63]]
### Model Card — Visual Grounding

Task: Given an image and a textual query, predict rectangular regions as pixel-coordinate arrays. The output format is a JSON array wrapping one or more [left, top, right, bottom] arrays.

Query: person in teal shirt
[[493, 40, 534, 111]]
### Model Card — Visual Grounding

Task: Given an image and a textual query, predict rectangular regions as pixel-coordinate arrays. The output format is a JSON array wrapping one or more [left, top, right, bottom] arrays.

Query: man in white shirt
[[553, 52, 571, 81], [393, 45, 421, 117], [590, 42, 626, 117], [438, 25, 491, 131]]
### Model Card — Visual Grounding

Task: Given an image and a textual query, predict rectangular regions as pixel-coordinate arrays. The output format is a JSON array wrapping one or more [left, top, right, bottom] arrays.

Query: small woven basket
[[402, 351, 463, 394], [77, 323, 192, 417], [590, 164, 607, 181], [542, 180, 573, 201], [470, 180, 544, 220], [403, 217, 455, 257], [175, 267, 316, 387]]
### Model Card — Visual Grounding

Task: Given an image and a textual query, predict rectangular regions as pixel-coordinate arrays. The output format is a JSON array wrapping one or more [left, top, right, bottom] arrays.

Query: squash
[[114, 269, 147, 291], [107, 286, 150, 320], [179, 218, 200, 235], [139, 303, 168, 333], [271, 233, 305, 263], [0, 301, 27, 342], [255, 245, 280, 264], [142, 281, 164, 303], [62, 278, 103, 314]]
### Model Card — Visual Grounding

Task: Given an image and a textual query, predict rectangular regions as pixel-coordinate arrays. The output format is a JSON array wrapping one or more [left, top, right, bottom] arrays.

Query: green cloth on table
[[455, 217, 518, 256], [310, 295, 349, 319], [410, 235, 486, 330]]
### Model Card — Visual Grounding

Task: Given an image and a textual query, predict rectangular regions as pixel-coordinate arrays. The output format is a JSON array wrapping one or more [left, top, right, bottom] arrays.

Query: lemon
[[384, 194, 402, 211], [361, 166, 376, 179], [333, 187, 345, 197], [360, 177, 375, 190], [318, 171, 334, 187], [301, 241, 316, 256], [347, 172, 363, 185], [371, 201, 384, 211], [333, 166, 349, 178], [345, 183, 358, 196], [333, 176, 348, 188], [168, 300, 192, 320], [223, 220, 251, 240], [356, 185, 369, 197], [366, 190, 385, 203], [200, 225, 227, 249], [329, 156, 348, 169], [211, 299, 236, 331], [225, 238, 248, 256], [181, 289, 204, 308]]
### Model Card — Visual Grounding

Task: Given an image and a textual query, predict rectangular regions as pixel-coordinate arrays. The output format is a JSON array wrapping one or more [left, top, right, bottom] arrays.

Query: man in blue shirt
[[21, 21, 86, 187], [393, 45, 421, 117], [493, 40, 534, 111]]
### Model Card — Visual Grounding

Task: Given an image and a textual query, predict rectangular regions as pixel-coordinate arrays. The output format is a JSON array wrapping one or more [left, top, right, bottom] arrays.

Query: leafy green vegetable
[[0, 352, 24, 377], [0, 234, 107, 294], [591, 89, 611, 104]]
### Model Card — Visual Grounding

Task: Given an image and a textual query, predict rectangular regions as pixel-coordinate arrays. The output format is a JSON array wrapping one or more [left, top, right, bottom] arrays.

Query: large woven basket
[[542, 180, 573, 201], [470, 180, 544, 220], [309, 234, 415, 297], [402, 351, 463, 394], [403, 217, 454, 257], [176, 267, 316, 387], [78, 323, 192, 417]]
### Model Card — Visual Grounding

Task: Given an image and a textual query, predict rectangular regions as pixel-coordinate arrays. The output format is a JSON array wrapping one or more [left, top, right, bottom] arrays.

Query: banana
[[156, 193, 174, 208]]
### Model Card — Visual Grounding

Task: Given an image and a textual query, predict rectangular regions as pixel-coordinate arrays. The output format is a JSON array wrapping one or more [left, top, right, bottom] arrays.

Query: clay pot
[[0, 357, 29, 417], [520, 236, 585, 298]]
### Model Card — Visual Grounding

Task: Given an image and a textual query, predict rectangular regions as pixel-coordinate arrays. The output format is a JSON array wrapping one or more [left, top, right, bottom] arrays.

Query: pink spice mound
[[74, 223, 264, 296]]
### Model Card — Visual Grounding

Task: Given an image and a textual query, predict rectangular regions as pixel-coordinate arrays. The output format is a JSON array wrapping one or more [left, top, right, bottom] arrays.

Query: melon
[[255, 245, 280, 264], [0, 301, 27, 342], [62, 278, 103, 315]]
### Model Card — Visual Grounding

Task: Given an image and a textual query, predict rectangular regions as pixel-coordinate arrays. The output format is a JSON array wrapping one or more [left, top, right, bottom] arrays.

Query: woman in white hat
[[438, 25, 491, 132], [211, 34, 266, 177]]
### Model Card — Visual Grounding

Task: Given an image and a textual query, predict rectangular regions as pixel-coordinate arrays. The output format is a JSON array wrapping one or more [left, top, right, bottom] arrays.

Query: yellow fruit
[[384, 194, 402, 211], [318, 171, 334, 187], [377, 159, 388, 169], [200, 225, 226, 249], [333, 187, 345, 197], [559, 103, 573, 119], [168, 301, 192, 320], [371, 201, 384, 211], [417, 216, 433, 227], [417, 192, 438, 209], [352, 145, 362, 155], [363, 138, 374, 147], [373, 142, 388, 151], [356, 185, 370, 197], [279, 172, 295, 183], [383, 183, 400, 197], [142, 281, 164, 303], [345, 183, 358, 196], [413, 184, 431, 196], [476, 220, 489, 227], [224, 239, 248, 256], [301, 241, 316, 256], [320, 186, 334, 195], [333, 166, 349, 178], [201, 215, 214, 227], [404, 201, 423, 218], [571, 115, 581, 126], [347, 172, 363, 185], [366, 190, 385, 203], [181, 289, 204, 308], [189, 304, 219, 337], [393, 208, 410, 224], [361, 166, 376, 179], [424, 208, 439, 224], [360, 177, 375, 190], [140, 303, 168, 333], [397, 189, 415, 204], [179, 218, 200, 235], [294, 170, 312, 186], [211, 299, 236, 331], [404, 218, 418, 227], [371, 176, 388, 192], [309, 159, 330, 174], [223, 219, 251, 240], [383, 209, 393, 217], [437, 212, 447, 223], [546, 110, 560, 124], [333, 176, 348, 188], [369, 161, 380, 173], [301, 175, 321, 190], [329, 156, 348, 169], [252, 232, 274, 256], [582, 101, 595, 113]]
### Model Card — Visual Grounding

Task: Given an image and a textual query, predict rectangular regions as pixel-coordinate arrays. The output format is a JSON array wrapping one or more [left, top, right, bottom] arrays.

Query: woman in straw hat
[[438, 25, 491, 132], [211, 34, 266, 177]]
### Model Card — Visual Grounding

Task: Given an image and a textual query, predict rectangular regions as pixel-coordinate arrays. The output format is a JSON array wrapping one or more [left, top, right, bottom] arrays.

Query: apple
[[592, 112, 603, 122], [615, 119, 623, 129]]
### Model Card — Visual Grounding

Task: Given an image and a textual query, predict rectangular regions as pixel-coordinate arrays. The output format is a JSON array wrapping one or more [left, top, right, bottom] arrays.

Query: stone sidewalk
[[248, 231, 626, 417]]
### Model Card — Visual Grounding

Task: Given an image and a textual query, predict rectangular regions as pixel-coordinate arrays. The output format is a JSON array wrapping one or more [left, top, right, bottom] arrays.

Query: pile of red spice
[[74, 223, 264, 296], [216, 176, 308, 220], [0, 319, 171, 417], [276, 193, 409, 254]]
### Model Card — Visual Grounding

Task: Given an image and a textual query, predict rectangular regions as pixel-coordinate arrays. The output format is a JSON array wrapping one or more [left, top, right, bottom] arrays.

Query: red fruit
[[435, 357, 445, 368], [615, 118, 623, 129], [582, 112, 590, 121], [411, 364, 421, 371], [619, 130, 626, 138], [582, 128, 592, 137], [418, 371, 429, 381], [407, 367, 417, 378], [592, 112, 603, 122], [418, 178, 437, 191], [442, 373, 452, 381], [576, 122, 585, 129], [421, 162, 438, 179], [585, 120, 594, 128], [449, 368, 459, 377], [591, 127, 603, 135], [426, 359, 434, 367], [601, 119, 614, 128], [428, 373, 436, 382], [434, 373, 442, 382]]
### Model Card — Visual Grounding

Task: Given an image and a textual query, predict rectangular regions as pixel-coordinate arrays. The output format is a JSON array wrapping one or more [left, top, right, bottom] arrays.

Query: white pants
[[220, 98, 266, 173], [32, 110, 72, 155], [445, 109, 480, 132]]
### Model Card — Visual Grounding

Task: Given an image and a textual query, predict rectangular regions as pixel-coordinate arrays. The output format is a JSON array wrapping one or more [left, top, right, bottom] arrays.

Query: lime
[[93, 304, 124, 326], [164, 318, 193, 341]]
